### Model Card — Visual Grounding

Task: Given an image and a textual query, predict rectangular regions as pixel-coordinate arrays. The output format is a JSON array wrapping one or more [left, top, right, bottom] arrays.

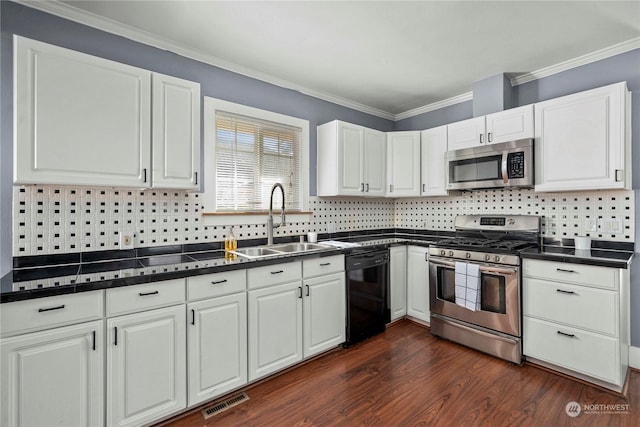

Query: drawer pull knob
[[271, 270, 284, 275], [556, 289, 576, 295], [556, 268, 576, 273], [557, 331, 576, 338], [38, 304, 65, 313], [139, 291, 159, 296], [320, 263, 331, 266], [211, 279, 228, 285]]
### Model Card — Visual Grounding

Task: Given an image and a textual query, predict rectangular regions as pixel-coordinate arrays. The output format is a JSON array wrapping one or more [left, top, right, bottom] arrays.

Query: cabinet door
[[303, 272, 346, 358], [389, 246, 407, 321], [152, 73, 201, 189], [1, 320, 104, 427], [107, 305, 186, 427], [248, 282, 302, 381], [485, 104, 534, 144], [387, 131, 421, 197], [446, 116, 485, 150], [406, 246, 430, 322], [420, 126, 448, 196], [363, 128, 387, 196], [534, 82, 627, 192], [337, 122, 365, 195], [14, 36, 151, 187], [187, 293, 247, 406]]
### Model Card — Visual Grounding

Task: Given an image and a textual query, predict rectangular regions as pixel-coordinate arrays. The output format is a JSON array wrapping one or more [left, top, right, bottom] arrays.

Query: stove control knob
[[448, 251, 454, 257], [494, 256, 501, 262], [440, 250, 446, 256], [485, 255, 491, 261], [465, 253, 471, 259]]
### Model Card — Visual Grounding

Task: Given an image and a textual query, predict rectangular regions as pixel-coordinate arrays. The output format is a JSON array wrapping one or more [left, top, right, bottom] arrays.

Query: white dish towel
[[465, 263, 481, 311], [454, 262, 467, 308]]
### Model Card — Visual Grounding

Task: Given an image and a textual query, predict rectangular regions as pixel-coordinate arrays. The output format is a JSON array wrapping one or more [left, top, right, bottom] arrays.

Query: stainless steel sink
[[270, 243, 327, 253], [231, 247, 282, 259], [230, 242, 329, 259]]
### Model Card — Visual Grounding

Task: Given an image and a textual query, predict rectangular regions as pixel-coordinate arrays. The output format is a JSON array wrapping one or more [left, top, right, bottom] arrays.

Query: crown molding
[[18, 0, 396, 121], [16, 1, 640, 123], [394, 92, 473, 121], [510, 37, 640, 87]]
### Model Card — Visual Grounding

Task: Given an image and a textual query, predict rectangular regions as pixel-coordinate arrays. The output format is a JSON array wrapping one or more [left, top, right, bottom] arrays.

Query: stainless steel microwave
[[446, 139, 534, 190]]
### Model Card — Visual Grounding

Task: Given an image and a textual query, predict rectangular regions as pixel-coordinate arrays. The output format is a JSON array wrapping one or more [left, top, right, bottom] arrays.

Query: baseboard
[[630, 346, 640, 369]]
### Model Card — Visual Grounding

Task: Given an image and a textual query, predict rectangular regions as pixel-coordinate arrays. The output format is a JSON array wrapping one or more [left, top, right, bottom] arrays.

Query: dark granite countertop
[[520, 245, 635, 269], [1, 230, 447, 303]]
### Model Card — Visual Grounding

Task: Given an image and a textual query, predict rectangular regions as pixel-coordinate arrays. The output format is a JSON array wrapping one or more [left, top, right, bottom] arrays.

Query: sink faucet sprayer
[[267, 183, 286, 245]]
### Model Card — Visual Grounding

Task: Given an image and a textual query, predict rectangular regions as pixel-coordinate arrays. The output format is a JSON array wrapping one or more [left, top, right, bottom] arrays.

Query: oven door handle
[[501, 151, 509, 184], [429, 257, 517, 276]]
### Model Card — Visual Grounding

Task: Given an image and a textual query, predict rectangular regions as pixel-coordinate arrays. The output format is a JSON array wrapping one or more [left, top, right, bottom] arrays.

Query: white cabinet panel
[[107, 305, 186, 427], [447, 116, 485, 151], [14, 36, 151, 187], [338, 122, 364, 195], [187, 293, 247, 406], [534, 82, 629, 191], [248, 282, 303, 381], [390, 246, 407, 320], [152, 73, 201, 189], [420, 125, 448, 196], [1, 320, 104, 427], [387, 131, 421, 197], [363, 128, 387, 196], [485, 104, 534, 144], [406, 246, 429, 322], [303, 272, 345, 357]]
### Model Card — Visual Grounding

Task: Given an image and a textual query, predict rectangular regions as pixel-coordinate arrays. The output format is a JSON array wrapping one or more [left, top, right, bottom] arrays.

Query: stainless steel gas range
[[428, 215, 541, 363]]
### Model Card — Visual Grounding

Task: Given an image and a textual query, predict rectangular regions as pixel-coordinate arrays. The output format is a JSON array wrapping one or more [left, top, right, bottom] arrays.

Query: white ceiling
[[29, 1, 640, 119]]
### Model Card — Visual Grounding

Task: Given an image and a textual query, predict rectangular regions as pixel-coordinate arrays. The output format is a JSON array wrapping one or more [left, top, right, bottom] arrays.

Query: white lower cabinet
[[187, 292, 247, 406], [523, 258, 629, 391], [303, 272, 346, 357], [248, 281, 303, 381], [1, 320, 104, 427], [389, 246, 407, 320], [406, 246, 430, 322], [106, 280, 187, 427]]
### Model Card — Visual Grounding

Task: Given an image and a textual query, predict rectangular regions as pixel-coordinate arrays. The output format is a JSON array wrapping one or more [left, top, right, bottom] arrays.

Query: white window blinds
[[215, 111, 302, 212]]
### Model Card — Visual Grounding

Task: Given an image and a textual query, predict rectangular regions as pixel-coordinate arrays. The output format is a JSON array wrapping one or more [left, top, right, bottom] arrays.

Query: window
[[203, 97, 309, 225]]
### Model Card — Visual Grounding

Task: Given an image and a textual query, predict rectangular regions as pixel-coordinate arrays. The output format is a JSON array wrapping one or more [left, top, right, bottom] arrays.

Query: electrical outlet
[[119, 231, 135, 249], [327, 222, 336, 234], [602, 218, 623, 234], [584, 219, 597, 232]]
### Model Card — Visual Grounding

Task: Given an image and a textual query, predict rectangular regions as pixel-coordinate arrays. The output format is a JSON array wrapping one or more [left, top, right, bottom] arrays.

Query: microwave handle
[[501, 151, 508, 184]]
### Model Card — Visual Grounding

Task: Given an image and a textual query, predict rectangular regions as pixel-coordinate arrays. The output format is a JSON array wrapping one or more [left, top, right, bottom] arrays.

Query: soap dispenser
[[224, 227, 237, 259]]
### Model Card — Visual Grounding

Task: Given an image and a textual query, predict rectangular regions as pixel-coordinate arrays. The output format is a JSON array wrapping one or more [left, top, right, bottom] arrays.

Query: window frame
[[203, 97, 310, 226]]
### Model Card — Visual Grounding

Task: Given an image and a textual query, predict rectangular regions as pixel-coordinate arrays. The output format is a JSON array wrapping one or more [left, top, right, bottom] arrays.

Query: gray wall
[[0, 1, 393, 277]]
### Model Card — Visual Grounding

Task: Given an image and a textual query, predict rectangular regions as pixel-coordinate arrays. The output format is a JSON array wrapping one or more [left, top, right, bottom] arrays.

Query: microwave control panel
[[507, 152, 525, 178]]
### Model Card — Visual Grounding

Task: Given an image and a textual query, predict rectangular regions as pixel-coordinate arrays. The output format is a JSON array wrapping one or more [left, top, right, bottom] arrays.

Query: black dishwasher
[[344, 247, 390, 346]]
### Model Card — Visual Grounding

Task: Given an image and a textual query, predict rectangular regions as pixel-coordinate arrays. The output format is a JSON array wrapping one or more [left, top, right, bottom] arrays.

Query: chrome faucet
[[267, 183, 286, 245]]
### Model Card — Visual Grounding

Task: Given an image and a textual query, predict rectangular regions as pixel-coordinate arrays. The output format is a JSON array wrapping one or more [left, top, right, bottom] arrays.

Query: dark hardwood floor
[[157, 320, 639, 426]]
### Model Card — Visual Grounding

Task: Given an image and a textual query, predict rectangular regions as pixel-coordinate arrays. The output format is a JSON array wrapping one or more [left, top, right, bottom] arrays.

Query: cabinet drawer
[[303, 255, 345, 278], [187, 269, 246, 301], [247, 261, 302, 290], [522, 259, 618, 290], [1, 290, 104, 337], [523, 317, 620, 385], [106, 279, 185, 317], [523, 278, 618, 336]]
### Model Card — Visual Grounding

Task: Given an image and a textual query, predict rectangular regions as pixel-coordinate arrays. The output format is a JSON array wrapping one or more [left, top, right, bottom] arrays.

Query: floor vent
[[201, 392, 249, 420]]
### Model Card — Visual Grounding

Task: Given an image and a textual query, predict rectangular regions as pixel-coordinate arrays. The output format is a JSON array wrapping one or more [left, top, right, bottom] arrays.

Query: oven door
[[429, 256, 520, 337]]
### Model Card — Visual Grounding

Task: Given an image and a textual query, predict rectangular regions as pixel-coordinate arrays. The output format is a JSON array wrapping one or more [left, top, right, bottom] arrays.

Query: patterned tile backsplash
[[13, 185, 634, 256]]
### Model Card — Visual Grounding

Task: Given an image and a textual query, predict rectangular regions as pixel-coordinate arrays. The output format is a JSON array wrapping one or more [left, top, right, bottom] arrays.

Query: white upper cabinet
[[13, 36, 201, 189], [447, 116, 486, 151], [317, 120, 386, 197], [386, 131, 421, 197], [152, 73, 201, 189], [534, 82, 630, 192], [447, 105, 534, 151], [420, 125, 448, 196], [485, 104, 534, 144], [14, 36, 151, 187]]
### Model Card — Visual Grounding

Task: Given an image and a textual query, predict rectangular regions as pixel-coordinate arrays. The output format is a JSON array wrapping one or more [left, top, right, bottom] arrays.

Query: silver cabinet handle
[[556, 268, 576, 273], [211, 279, 228, 285], [320, 262, 331, 266], [139, 291, 159, 296], [361, 183, 364, 192], [488, 132, 493, 143], [556, 289, 576, 295], [305, 285, 310, 296], [557, 330, 576, 338], [479, 134, 484, 144], [365, 183, 369, 192], [298, 287, 303, 299], [422, 184, 426, 192], [271, 270, 284, 275]]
